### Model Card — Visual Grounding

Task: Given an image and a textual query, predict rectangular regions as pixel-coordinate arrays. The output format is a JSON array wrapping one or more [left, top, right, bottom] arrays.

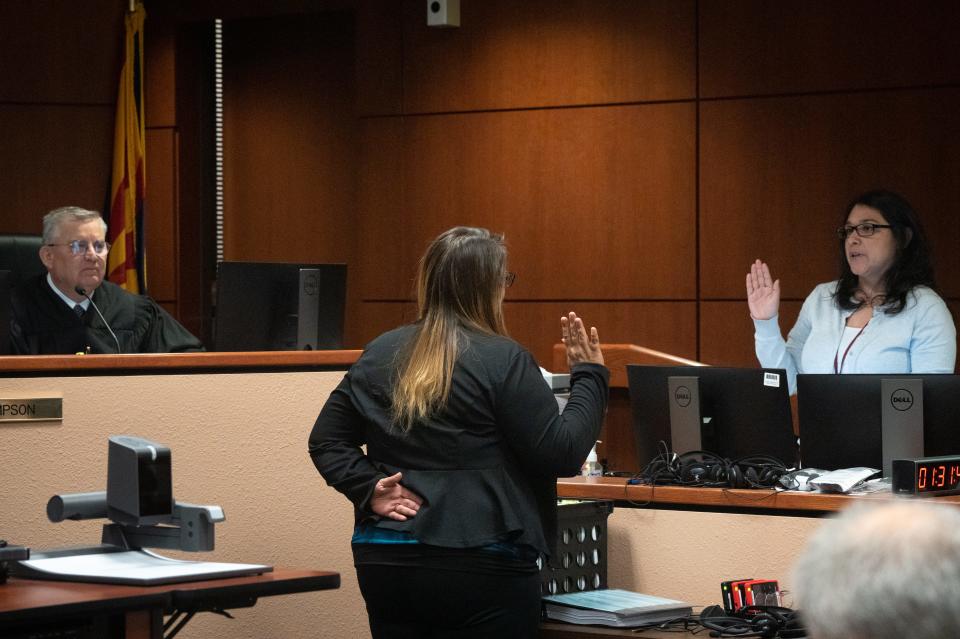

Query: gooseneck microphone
[[75, 286, 122, 354]]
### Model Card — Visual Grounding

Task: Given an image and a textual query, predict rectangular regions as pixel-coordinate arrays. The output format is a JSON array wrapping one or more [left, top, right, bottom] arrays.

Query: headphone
[[637, 451, 787, 489], [699, 605, 804, 638], [729, 455, 788, 489]]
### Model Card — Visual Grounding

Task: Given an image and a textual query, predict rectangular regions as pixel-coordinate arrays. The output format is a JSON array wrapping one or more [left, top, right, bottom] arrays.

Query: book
[[542, 588, 693, 627]]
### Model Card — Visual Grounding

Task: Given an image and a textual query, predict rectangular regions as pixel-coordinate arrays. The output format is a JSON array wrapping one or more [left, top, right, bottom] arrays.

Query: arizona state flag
[[108, 2, 147, 293]]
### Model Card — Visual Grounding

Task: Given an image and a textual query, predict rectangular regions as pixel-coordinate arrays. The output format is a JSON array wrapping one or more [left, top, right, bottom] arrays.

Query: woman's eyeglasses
[[46, 240, 111, 256], [504, 272, 517, 288], [836, 223, 893, 240]]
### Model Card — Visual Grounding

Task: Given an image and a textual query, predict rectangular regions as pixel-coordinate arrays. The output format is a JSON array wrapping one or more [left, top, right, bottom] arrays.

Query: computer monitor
[[797, 374, 960, 473], [627, 365, 797, 467], [213, 261, 346, 351]]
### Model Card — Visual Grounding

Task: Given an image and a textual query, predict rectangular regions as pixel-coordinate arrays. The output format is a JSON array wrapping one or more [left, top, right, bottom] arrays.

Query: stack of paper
[[14, 549, 271, 586], [543, 589, 692, 627]]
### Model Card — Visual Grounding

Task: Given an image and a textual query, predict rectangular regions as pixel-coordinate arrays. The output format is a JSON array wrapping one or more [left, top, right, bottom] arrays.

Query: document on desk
[[542, 588, 692, 627], [15, 549, 272, 586]]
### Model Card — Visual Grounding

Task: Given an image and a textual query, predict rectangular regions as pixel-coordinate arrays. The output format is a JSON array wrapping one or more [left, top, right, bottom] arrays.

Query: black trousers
[[356, 563, 542, 639]]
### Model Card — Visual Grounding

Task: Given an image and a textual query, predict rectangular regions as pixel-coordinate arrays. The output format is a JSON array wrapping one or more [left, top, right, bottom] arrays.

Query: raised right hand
[[561, 312, 604, 367], [745, 259, 780, 320]]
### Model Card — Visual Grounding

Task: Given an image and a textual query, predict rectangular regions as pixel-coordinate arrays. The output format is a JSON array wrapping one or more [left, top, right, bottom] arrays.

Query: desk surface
[[556, 476, 960, 514], [0, 350, 361, 375], [0, 568, 340, 625]]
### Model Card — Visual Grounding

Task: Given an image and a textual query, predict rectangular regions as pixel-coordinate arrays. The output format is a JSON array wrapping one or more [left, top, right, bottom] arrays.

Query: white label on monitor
[[763, 372, 780, 388]]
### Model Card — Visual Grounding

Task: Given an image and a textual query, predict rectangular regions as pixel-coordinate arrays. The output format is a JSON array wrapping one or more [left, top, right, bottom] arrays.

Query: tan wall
[[2, 369, 824, 636], [0, 370, 366, 638], [607, 509, 821, 607]]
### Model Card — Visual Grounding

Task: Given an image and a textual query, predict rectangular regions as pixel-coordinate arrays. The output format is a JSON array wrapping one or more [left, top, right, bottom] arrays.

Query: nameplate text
[[0, 397, 63, 422]]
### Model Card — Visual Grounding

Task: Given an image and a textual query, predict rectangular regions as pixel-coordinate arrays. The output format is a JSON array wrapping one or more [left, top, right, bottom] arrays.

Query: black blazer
[[308, 324, 609, 557]]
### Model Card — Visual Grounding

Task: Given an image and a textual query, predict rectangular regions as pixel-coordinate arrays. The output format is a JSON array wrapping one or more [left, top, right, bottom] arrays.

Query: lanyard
[[834, 321, 870, 374]]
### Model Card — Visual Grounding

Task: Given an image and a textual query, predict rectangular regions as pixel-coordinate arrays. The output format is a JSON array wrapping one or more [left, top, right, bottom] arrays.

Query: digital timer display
[[892, 456, 960, 497], [917, 462, 960, 493]]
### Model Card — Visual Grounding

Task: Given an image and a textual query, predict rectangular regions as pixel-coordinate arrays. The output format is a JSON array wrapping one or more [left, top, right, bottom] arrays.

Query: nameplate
[[0, 396, 63, 422]]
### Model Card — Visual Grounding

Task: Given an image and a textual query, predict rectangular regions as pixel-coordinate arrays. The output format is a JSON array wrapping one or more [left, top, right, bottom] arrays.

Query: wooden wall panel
[[400, 0, 695, 113], [222, 12, 357, 263], [353, 301, 417, 348], [144, 128, 177, 302], [505, 301, 697, 367], [0, 0, 124, 104], [356, 117, 406, 299], [699, 301, 803, 369], [145, 16, 177, 128], [361, 103, 696, 301], [700, 0, 960, 98], [351, 301, 697, 380], [0, 105, 115, 233], [355, 0, 403, 116], [700, 89, 960, 301]]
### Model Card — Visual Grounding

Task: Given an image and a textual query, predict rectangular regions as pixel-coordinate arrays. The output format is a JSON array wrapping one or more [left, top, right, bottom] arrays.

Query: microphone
[[75, 286, 122, 354]]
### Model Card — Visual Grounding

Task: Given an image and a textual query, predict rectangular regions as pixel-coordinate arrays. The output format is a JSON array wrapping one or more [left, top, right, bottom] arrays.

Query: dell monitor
[[627, 365, 797, 467], [213, 261, 346, 351], [797, 374, 960, 474]]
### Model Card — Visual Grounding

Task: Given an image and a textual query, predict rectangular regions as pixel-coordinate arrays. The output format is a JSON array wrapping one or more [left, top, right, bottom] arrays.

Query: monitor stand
[[668, 376, 703, 455], [881, 377, 924, 477], [297, 268, 321, 350]]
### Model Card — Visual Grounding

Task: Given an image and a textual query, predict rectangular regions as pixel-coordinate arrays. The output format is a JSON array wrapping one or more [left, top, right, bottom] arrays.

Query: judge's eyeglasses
[[46, 240, 111, 256]]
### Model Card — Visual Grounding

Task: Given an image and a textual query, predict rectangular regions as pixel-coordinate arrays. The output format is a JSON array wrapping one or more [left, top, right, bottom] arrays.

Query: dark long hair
[[833, 190, 936, 314], [392, 227, 509, 431]]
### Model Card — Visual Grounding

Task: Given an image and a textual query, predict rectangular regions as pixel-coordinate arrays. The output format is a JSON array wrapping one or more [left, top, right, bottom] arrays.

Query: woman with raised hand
[[309, 226, 608, 638], [747, 189, 955, 395]]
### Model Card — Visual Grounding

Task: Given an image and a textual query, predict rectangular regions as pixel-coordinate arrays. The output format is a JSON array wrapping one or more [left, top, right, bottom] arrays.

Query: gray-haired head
[[42, 207, 107, 244], [793, 499, 960, 639]]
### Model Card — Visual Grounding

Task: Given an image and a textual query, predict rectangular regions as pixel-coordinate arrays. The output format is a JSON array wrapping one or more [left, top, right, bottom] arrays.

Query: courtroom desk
[[1, 352, 369, 638], [555, 476, 960, 607], [557, 476, 960, 517], [0, 349, 362, 376], [0, 568, 340, 639]]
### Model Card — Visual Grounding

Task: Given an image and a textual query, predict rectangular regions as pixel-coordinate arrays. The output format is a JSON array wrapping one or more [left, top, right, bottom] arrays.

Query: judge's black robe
[[9, 275, 203, 355]]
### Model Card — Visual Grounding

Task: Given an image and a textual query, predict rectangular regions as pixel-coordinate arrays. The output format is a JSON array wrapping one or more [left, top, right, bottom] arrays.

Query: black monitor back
[[213, 261, 346, 351], [797, 374, 960, 470], [627, 365, 796, 466]]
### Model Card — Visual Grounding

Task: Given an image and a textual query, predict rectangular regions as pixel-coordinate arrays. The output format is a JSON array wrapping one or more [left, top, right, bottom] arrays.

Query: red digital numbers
[[918, 463, 960, 492]]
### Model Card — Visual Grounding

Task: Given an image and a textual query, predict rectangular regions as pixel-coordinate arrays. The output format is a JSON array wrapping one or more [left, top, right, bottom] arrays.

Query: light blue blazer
[[754, 282, 957, 395]]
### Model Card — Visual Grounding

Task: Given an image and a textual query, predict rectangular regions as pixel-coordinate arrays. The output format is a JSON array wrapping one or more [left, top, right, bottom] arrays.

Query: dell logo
[[674, 386, 691, 407], [890, 388, 914, 411], [303, 273, 318, 296]]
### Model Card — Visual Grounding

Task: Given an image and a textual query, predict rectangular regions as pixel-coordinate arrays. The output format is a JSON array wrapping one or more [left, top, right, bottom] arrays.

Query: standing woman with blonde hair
[[309, 226, 608, 638]]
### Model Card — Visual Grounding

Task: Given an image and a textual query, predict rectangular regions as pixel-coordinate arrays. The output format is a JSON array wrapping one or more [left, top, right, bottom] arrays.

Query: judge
[[9, 206, 203, 354]]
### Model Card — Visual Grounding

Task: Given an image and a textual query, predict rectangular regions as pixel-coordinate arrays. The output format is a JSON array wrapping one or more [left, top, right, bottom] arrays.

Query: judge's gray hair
[[793, 500, 960, 639], [42, 206, 108, 244]]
